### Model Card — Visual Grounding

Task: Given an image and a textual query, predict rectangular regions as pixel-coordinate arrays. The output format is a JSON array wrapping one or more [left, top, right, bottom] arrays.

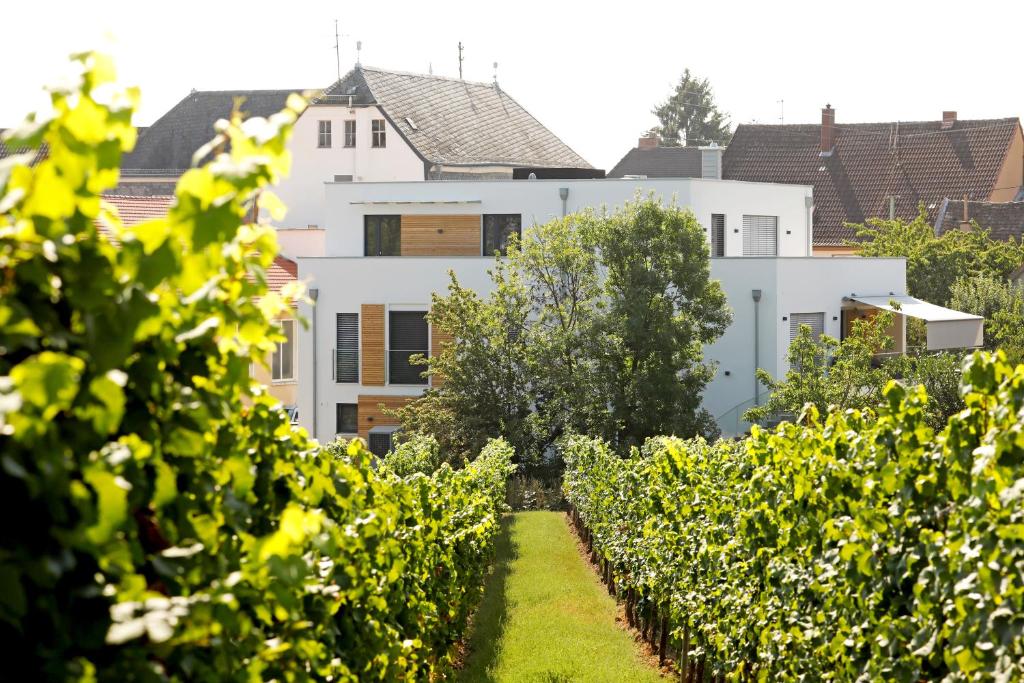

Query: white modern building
[[294, 176, 982, 447]]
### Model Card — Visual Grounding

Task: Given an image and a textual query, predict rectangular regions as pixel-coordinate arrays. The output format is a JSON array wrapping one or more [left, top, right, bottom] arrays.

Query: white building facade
[[292, 176, 979, 446]]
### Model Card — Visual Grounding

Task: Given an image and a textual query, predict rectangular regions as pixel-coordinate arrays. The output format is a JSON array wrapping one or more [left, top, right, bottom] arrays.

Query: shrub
[[564, 352, 1024, 681], [0, 53, 513, 681]]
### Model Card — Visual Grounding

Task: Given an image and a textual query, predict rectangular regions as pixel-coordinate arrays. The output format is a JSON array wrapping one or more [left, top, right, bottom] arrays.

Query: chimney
[[959, 194, 972, 232], [820, 104, 835, 157], [942, 111, 957, 130], [700, 143, 723, 179], [638, 136, 659, 150]]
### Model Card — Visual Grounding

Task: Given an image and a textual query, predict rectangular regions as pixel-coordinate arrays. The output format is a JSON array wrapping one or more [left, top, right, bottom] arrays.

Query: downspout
[[309, 288, 319, 439], [804, 195, 814, 256], [559, 187, 569, 217], [752, 289, 762, 406]]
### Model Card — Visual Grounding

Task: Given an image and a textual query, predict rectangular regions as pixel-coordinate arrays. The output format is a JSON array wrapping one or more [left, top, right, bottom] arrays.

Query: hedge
[[563, 353, 1024, 681]]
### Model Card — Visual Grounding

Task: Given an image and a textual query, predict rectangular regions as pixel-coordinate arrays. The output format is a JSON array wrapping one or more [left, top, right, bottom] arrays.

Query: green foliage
[[649, 68, 732, 146], [851, 207, 1024, 305], [744, 312, 894, 424], [0, 53, 514, 681], [380, 433, 450, 476], [564, 351, 1024, 681], [950, 273, 1024, 363], [399, 198, 731, 459]]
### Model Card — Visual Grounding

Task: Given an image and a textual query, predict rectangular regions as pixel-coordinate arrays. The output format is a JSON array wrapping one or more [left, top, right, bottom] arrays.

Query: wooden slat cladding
[[429, 322, 453, 387], [361, 304, 385, 386], [357, 394, 413, 438], [400, 214, 481, 256]]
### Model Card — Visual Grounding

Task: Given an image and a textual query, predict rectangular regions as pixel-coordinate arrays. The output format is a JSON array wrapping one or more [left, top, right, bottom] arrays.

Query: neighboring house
[[294, 176, 981, 445], [95, 194, 176, 241], [935, 198, 1024, 240], [722, 107, 1024, 255], [0, 129, 48, 165], [119, 65, 592, 243], [608, 136, 724, 180], [249, 256, 301, 413]]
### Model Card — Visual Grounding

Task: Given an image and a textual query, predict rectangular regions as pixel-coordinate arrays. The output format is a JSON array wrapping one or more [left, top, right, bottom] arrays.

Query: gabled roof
[[95, 194, 175, 243], [723, 116, 1021, 246], [936, 199, 1024, 241], [607, 146, 702, 178], [263, 255, 298, 296], [317, 66, 592, 169], [122, 90, 301, 174]]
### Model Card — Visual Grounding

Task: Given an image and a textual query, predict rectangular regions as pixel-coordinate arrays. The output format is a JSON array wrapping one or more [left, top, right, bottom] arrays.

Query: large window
[[789, 312, 825, 342], [371, 119, 386, 148], [344, 120, 356, 147], [710, 214, 725, 258], [742, 215, 778, 256], [388, 311, 428, 385], [335, 313, 359, 383], [482, 214, 522, 256], [364, 215, 401, 256], [272, 319, 295, 381], [336, 403, 357, 434], [318, 120, 332, 148]]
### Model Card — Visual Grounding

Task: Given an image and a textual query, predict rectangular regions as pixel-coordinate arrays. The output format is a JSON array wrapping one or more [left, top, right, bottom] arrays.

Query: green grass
[[458, 511, 665, 682]]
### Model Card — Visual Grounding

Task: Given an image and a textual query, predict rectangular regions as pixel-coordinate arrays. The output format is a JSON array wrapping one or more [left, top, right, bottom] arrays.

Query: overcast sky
[[3, 0, 1022, 170]]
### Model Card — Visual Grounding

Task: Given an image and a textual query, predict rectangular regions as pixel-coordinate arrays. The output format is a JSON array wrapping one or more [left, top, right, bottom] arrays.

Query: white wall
[[270, 105, 425, 230], [322, 177, 815, 257], [276, 228, 325, 258], [296, 257, 495, 442]]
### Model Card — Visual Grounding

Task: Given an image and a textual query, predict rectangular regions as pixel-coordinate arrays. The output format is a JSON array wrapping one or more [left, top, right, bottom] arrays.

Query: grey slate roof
[[936, 199, 1024, 241], [318, 66, 592, 169], [122, 90, 300, 173], [0, 129, 48, 165], [607, 146, 702, 178]]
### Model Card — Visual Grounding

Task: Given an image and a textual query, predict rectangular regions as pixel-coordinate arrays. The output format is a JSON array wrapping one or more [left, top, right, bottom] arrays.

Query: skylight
[[405, 117, 418, 131]]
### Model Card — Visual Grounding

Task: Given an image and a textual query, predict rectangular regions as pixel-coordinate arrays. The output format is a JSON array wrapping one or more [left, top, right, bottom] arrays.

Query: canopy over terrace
[[845, 295, 983, 351]]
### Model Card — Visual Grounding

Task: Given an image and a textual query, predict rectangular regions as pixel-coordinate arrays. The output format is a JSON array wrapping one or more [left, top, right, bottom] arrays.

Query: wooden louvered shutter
[[789, 313, 825, 342], [335, 313, 359, 383], [710, 214, 725, 257], [742, 215, 778, 256], [361, 304, 385, 386]]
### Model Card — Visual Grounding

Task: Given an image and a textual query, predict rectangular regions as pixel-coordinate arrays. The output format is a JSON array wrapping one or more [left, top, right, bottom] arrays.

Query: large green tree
[[949, 274, 1024, 363], [398, 198, 732, 461], [649, 68, 732, 146]]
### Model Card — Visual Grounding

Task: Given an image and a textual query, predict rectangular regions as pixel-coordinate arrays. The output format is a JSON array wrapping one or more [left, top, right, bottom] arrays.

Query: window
[[344, 120, 356, 147], [318, 120, 332, 148], [388, 311, 428, 384], [789, 312, 825, 342], [371, 119, 386, 148], [364, 215, 401, 256], [482, 214, 522, 256], [335, 313, 359, 383], [742, 215, 778, 256], [710, 214, 725, 258], [336, 403, 357, 434], [272, 319, 295, 381]]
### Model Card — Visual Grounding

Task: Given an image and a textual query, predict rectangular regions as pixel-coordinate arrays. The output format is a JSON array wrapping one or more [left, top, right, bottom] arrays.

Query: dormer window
[[372, 119, 386, 148], [318, 120, 332, 148]]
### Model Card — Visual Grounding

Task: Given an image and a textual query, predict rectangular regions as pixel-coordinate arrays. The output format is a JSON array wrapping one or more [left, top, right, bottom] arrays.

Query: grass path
[[458, 511, 665, 682]]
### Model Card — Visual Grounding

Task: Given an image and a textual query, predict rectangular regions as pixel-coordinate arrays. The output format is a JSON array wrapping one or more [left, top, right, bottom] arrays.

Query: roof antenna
[[493, 61, 499, 88], [777, 98, 784, 125], [356, 40, 362, 67], [333, 20, 341, 81], [429, 61, 433, 75], [458, 41, 464, 80]]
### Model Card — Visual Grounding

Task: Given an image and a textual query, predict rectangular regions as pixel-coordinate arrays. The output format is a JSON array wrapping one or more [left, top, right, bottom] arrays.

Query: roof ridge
[[358, 64, 497, 89], [101, 194, 176, 199], [737, 117, 1018, 129]]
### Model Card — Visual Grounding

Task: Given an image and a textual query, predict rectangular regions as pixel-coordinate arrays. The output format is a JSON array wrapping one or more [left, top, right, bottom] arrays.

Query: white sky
[[3, 0, 1022, 171]]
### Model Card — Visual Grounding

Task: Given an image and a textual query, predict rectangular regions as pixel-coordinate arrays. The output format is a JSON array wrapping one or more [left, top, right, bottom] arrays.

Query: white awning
[[847, 295, 983, 351]]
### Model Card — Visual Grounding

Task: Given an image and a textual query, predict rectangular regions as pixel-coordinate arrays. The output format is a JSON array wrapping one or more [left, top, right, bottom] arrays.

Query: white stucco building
[[293, 176, 981, 447]]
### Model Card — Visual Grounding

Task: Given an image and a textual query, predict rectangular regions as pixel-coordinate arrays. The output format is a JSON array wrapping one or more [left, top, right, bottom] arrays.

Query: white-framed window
[[789, 312, 825, 342], [318, 120, 332, 148], [371, 119, 386, 148], [344, 120, 356, 147], [710, 214, 725, 257], [742, 215, 778, 256], [272, 319, 296, 381]]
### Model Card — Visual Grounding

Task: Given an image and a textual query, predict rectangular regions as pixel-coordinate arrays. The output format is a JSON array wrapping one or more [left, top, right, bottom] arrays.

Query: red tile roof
[[937, 199, 1024, 241], [263, 255, 298, 296], [723, 117, 1021, 246]]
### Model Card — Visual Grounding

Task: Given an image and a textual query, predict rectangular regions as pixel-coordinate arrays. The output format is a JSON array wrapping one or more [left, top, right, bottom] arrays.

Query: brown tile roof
[[95, 194, 175, 242], [723, 116, 1021, 246], [263, 255, 298, 296], [937, 199, 1024, 241]]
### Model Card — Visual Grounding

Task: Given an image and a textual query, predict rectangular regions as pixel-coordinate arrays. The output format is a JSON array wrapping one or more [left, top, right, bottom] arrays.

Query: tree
[[584, 199, 731, 446], [398, 198, 732, 461], [949, 274, 1024, 363], [649, 68, 732, 146], [851, 207, 1024, 305], [744, 312, 894, 424]]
